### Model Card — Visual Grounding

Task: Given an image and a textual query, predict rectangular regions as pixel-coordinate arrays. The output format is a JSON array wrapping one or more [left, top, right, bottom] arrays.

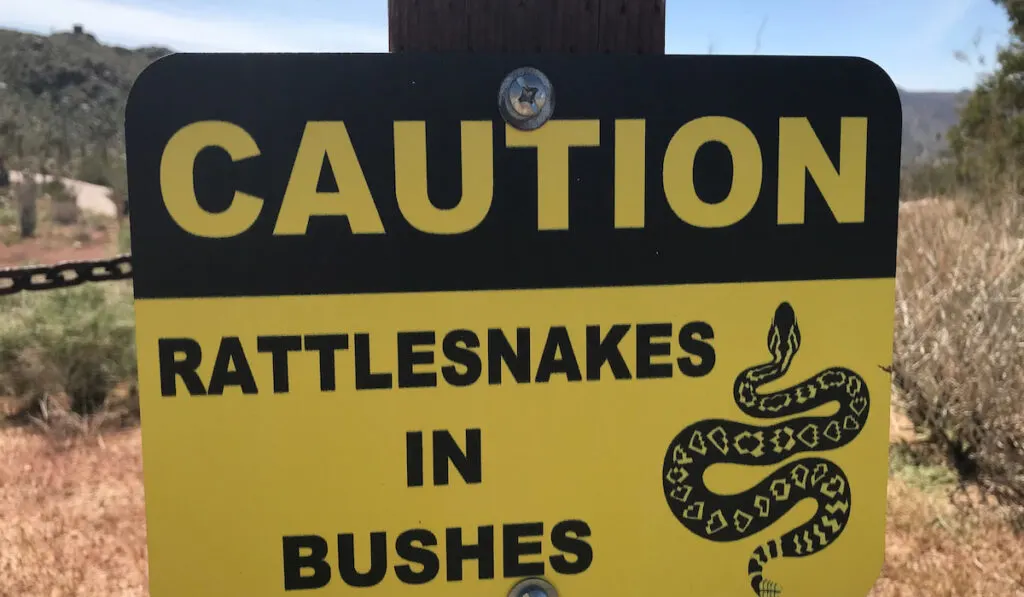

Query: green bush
[[0, 196, 17, 227], [947, 1, 1024, 196], [0, 282, 137, 416], [76, 151, 113, 186], [900, 159, 961, 201]]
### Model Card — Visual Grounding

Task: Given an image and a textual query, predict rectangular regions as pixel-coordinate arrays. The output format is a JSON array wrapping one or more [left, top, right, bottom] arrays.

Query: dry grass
[[0, 427, 148, 597], [870, 473, 1024, 597], [892, 194, 1024, 508]]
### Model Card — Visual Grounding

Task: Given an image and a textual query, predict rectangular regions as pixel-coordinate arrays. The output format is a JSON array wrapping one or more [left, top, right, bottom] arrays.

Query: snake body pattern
[[661, 302, 870, 597]]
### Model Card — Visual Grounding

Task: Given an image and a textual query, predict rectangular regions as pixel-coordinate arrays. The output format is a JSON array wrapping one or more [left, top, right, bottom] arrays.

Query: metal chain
[[0, 254, 133, 297]]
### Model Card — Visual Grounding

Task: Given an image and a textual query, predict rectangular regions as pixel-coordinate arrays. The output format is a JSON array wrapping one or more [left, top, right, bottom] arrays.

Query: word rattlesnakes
[[661, 302, 870, 597]]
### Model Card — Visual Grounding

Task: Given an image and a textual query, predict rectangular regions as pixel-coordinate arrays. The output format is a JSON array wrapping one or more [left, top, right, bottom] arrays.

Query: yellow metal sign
[[125, 53, 901, 597]]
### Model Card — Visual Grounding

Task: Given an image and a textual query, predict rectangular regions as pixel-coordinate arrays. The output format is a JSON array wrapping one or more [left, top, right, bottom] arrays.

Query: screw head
[[498, 67, 555, 131], [507, 577, 558, 597]]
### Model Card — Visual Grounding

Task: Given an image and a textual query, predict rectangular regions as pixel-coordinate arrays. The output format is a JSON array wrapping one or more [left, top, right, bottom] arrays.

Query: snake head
[[767, 302, 801, 358]]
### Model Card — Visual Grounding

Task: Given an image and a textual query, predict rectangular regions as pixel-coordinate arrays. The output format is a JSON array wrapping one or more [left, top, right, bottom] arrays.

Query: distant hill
[[0, 26, 169, 185], [0, 25, 967, 179], [898, 88, 968, 166]]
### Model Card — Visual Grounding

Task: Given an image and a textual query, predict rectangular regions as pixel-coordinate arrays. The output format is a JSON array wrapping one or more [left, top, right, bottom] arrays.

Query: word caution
[[158, 117, 868, 238]]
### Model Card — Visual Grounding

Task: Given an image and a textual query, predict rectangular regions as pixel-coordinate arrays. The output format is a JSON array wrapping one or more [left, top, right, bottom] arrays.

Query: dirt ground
[[0, 428, 148, 597], [0, 194, 121, 269], [0, 235, 115, 268]]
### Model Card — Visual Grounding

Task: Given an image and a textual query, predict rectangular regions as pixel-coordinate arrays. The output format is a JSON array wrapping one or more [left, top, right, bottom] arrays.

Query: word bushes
[[282, 521, 593, 590]]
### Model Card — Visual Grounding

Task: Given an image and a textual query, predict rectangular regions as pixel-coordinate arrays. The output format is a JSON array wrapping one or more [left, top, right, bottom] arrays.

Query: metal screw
[[498, 67, 555, 131], [507, 577, 558, 597]]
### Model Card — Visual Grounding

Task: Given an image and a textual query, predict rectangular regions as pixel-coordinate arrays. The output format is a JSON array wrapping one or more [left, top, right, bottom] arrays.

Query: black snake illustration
[[662, 302, 869, 597]]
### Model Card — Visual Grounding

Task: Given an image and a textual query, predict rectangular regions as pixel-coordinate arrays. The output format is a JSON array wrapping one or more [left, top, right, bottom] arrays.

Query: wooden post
[[388, 0, 665, 54]]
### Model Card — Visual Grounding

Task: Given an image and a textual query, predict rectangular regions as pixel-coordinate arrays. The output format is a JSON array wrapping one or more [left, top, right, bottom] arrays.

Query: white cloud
[[0, 0, 388, 52]]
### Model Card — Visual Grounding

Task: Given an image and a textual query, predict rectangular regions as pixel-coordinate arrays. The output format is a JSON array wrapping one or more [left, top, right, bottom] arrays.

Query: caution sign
[[125, 53, 901, 597]]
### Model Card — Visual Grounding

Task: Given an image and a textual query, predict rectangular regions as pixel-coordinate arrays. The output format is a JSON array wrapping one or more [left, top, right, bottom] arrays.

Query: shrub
[[42, 178, 81, 225], [900, 159, 960, 201], [892, 192, 1024, 509], [0, 195, 17, 228], [76, 151, 112, 187], [50, 199, 80, 225], [0, 282, 137, 416]]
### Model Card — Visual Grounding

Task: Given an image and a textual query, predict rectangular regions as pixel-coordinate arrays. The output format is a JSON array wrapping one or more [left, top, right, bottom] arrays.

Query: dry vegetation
[[871, 473, 1024, 596], [892, 195, 1024, 509], [872, 192, 1024, 596], [0, 427, 148, 597]]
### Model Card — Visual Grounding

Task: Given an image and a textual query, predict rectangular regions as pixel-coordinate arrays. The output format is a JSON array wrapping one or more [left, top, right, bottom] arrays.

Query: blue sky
[[0, 0, 1013, 91]]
